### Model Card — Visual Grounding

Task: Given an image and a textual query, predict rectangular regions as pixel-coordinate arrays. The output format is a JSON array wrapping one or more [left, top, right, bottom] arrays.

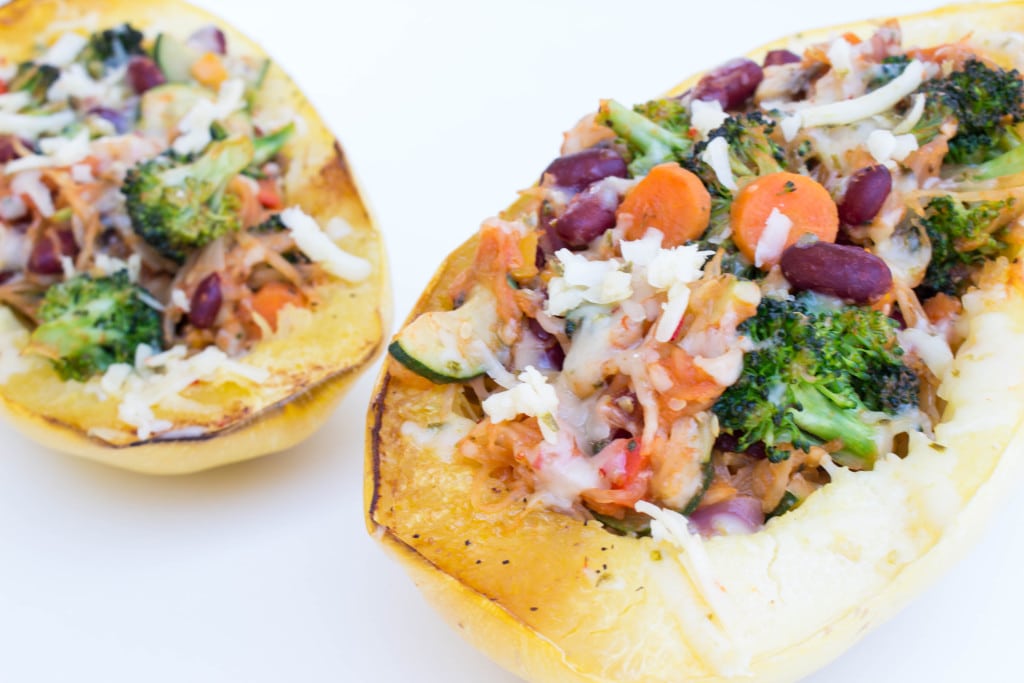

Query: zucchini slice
[[153, 32, 197, 83], [389, 287, 501, 384]]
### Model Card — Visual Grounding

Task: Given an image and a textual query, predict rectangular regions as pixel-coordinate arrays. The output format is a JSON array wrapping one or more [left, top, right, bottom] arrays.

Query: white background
[[1, 1, 1022, 681]]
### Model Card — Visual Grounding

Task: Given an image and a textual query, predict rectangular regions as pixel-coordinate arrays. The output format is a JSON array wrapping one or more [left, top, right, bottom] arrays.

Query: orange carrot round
[[252, 281, 305, 330], [191, 52, 229, 89], [618, 163, 711, 245], [730, 171, 838, 267]]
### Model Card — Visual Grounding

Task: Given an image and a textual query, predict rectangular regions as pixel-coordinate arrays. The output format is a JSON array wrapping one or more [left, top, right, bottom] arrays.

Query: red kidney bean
[[28, 230, 78, 275], [780, 241, 893, 303], [763, 49, 802, 67], [0, 136, 19, 163], [527, 318, 565, 371], [889, 306, 907, 330], [838, 164, 891, 226], [528, 317, 553, 342], [189, 273, 222, 329], [127, 56, 166, 94], [693, 58, 764, 110], [541, 148, 627, 192], [535, 201, 565, 267], [187, 26, 227, 55], [689, 496, 764, 537], [555, 192, 617, 248]]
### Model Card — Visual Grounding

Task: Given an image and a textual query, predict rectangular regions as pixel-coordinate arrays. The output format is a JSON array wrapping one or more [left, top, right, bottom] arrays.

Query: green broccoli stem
[[252, 122, 296, 167], [163, 136, 254, 203], [790, 383, 879, 468], [972, 143, 1024, 180], [599, 99, 692, 176]]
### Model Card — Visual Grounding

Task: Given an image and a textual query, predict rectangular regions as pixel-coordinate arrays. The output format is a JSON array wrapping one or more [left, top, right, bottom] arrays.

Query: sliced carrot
[[730, 171, 838, 267], [251, 281, 305, 330], [923, 292, 962, 325], [618, 163, 711, 246], [191, 52, 229, 89]]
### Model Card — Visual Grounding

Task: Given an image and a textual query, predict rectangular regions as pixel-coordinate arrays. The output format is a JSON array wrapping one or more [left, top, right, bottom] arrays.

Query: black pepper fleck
[[502, 559, 510, 565]]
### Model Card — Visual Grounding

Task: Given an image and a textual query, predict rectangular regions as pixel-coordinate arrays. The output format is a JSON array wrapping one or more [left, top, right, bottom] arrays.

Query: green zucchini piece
[[138, 83, 208, 138], [153, 33, 197, 83], [388, 288, 501, 384]]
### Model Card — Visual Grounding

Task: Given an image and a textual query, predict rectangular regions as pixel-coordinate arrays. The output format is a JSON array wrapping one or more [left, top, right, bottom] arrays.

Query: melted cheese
[[546, 250, 631, 316], [780, 60, 924, 137], [279, 206, 372, 282], [481, 366, 560, 443], [96, 344, 270, 440]]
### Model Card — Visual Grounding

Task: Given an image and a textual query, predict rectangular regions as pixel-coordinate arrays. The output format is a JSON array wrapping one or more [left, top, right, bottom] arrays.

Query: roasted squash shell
[[0, 0, 390, 474], [367, 4, 1024, 681]]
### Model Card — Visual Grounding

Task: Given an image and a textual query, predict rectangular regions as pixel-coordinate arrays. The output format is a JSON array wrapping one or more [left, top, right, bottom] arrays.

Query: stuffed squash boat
[[0, 0, 389, 474], [368, 3, 1024, 681]]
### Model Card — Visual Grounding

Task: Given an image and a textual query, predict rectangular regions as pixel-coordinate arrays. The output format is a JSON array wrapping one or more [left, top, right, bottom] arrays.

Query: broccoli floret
[[869, 55, 911, 90], [79, 23, 146, 77], [913, 59, 1024, 165], [9, 62, 60, 106], [123, 136, 255, 262], [713, 293, 917, 468], [25, 271, 163, 381], [916, 195, 1016, 296], [691, 111, 786, 186], [687, 112, 786, 234], [597, 98, 693, 176], [631, 98, 691, 133]]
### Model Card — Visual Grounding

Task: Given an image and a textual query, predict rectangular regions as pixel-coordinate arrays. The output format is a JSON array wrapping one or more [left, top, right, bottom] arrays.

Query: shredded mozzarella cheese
[[827, 38, 854, 75], [40, 32, 88, 67], [690, 99, 728, 139], [279, 207, 372, 282], [6, 130, 92, 174], [10, 171, 55, 217], [481, 366, 560, 443], [546, 249, 632, 316], [172, 79, 247, 155], [779, 60, 925, 138], [97, 344, 270, 440], [0, 110, 76, 139], [700, 136, 737, 191], [754, 208, 792, 267]]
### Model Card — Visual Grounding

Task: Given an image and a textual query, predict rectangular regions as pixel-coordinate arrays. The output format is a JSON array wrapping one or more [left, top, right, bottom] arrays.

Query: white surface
[[1, 1, 1021, 681]]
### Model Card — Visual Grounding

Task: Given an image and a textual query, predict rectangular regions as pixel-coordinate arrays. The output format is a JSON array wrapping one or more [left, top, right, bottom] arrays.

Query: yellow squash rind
[[367, 4, 1024, 681], [0, 0, 390, 474]]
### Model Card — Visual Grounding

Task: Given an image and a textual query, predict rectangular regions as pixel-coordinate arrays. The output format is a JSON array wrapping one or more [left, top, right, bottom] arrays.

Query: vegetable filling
[[391, 21, 1024, 536], [0, 22, 370, 440]]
